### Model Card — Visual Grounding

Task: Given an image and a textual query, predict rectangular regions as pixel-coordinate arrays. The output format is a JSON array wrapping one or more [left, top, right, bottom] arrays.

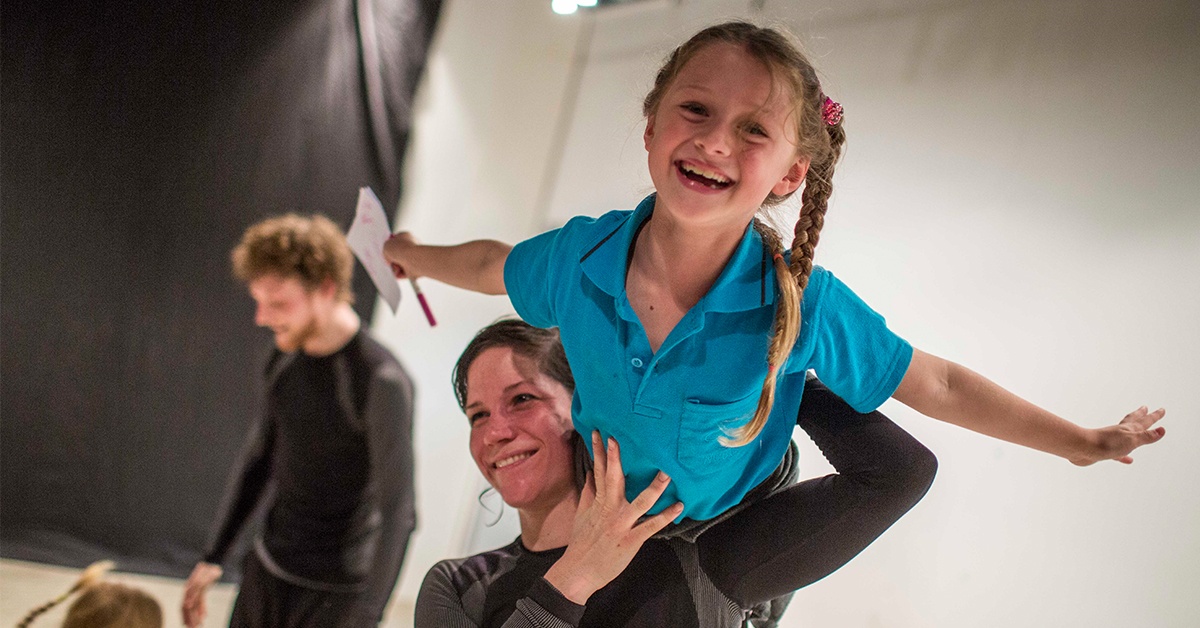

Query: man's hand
[[181, 561, 223, 628]]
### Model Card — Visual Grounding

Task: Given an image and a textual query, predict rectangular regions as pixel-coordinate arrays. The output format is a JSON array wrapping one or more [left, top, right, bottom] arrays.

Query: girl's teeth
[[681, 163, 729, 183]]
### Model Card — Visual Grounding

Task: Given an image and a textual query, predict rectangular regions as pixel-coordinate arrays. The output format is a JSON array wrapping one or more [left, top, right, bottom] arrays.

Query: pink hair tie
[[821, 96, 843, 126]]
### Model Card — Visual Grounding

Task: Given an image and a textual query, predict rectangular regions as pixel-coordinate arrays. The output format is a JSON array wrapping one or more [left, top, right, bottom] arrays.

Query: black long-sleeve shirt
[[415, 536, 788, 628], [203, 330, 416, 613]]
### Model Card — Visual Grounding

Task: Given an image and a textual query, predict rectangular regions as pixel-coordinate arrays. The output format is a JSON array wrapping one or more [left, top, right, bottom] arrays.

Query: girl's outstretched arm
[[892, 348, 1166, 466], [383, 232, 511, 295]]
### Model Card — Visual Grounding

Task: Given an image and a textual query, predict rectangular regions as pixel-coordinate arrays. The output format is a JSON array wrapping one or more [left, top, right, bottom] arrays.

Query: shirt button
[[631, 358, 644, 368]]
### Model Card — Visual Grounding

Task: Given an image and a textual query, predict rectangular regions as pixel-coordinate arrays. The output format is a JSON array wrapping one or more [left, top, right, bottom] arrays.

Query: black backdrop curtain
[[1, 0, 441, 578]]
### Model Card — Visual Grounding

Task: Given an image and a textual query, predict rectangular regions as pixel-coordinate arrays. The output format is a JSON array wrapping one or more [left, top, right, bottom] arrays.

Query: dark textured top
[[416, 536, 786, 628], [203, 330, 415, 611]]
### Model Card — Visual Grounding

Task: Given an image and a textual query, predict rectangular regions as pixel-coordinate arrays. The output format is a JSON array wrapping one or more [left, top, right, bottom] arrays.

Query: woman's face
[[464, 346, 577, 512]]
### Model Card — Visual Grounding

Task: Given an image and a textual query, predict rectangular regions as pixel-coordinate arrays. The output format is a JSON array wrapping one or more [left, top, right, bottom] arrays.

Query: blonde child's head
[[645, 22, 846, 446], [18, 561, 164, 628]]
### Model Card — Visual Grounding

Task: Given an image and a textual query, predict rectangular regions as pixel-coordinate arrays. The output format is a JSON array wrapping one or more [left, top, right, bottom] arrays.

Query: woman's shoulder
[[423, 537, 565, 593], [426, 539, 522, 579]]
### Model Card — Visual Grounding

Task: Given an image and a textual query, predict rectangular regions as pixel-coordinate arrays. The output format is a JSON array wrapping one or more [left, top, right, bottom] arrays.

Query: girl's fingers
[[1124, 406, 1166, 428], [1141, 426, 1166, 445]]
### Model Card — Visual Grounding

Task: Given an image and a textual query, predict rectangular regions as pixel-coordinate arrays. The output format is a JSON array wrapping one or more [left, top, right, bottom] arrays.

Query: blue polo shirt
[[504, 195, 912, 521]]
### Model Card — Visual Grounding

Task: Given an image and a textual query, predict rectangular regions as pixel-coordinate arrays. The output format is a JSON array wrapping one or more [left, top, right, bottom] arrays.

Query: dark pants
[[697, 378, 938, 607], [229, 551, 381, 628]]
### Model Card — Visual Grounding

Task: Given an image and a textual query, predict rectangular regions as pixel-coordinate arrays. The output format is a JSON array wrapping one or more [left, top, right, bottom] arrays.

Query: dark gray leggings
[[696, 377, 938, 606]]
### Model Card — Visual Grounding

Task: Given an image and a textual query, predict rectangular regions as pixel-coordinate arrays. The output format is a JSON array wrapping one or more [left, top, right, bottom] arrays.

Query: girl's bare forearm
[[894, 349, 1095, 461], [399, 239, 511, 295]]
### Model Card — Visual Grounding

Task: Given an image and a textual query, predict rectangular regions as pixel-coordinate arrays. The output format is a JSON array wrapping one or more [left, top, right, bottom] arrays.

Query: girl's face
[[644, 42, 809, 232], [464, 346, 577, 513]]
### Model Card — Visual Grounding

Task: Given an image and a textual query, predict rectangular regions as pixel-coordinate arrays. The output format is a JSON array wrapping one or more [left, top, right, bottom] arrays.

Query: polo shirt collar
[[579, 194, 776, 313]]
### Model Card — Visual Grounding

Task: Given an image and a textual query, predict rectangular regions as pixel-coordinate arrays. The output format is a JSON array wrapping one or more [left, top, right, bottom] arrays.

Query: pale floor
[[0, 559, 415, 628]]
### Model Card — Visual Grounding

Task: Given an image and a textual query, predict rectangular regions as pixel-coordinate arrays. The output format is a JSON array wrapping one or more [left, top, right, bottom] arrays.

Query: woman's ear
[[772, 157, 810, 197]]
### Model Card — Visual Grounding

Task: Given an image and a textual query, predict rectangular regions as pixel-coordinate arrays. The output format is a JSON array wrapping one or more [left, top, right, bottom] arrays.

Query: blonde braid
[[792, 121, 844, 284], [722, 220, 801, 446], [17, 561, 114, 628], [724, 117, 845, 447]]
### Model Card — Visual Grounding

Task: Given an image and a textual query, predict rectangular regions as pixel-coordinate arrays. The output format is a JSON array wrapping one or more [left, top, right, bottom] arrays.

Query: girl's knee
[[898, 441, 938, 505]]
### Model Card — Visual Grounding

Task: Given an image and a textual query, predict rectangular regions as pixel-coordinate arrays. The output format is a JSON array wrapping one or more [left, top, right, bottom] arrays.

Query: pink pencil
[[409, 278, 436, 327]]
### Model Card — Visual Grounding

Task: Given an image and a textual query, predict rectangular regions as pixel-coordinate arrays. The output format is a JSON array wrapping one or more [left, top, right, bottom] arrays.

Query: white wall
[[374, 0, 1200, 626]]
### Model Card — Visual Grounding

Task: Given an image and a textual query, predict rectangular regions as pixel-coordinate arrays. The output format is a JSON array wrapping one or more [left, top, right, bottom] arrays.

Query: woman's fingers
[[590, 432, 628, 501], [628, 470, 673, 514], [605, 437, 626, 498], [591, 431, 607, 497], [633, 502, 685, 540], [576, 471, 597, 515]]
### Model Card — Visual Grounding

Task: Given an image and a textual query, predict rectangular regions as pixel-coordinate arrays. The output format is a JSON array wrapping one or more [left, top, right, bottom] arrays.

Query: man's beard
[[274, 317, 319, 353]]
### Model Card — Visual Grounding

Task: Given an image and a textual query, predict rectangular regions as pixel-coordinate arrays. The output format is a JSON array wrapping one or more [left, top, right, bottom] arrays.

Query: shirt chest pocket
[[677, 392, 758, 476]]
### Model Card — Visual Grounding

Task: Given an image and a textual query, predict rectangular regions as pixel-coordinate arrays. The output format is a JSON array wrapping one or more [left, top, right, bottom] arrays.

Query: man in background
[[182, 214, 416, 627]]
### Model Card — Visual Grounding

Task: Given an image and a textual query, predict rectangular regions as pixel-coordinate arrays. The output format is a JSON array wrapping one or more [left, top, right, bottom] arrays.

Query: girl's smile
[[676, 159, 734, 191]]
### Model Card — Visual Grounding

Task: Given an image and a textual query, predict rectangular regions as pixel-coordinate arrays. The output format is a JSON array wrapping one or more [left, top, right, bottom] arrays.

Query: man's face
[[247, 274, 322, 352]]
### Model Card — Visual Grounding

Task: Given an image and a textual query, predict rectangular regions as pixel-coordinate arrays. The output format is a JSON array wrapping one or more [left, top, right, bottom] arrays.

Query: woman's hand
[[1071, 406, 1166, 466], [543, 431, 684, 605]]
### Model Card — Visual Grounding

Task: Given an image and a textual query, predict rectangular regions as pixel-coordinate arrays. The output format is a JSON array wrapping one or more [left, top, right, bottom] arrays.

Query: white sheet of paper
[[346, 187, 402, 313]]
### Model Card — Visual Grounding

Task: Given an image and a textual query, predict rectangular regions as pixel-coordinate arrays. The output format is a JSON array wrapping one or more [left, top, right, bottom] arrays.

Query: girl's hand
[[1072, 406, 1166, 466], [543, 431, 684, 605], [383, 231, 417, 278]]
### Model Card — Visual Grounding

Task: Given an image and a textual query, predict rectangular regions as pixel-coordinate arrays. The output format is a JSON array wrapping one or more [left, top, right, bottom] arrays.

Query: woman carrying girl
[[386, 19, 1165, 607], [418, 319, 935, 627]]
